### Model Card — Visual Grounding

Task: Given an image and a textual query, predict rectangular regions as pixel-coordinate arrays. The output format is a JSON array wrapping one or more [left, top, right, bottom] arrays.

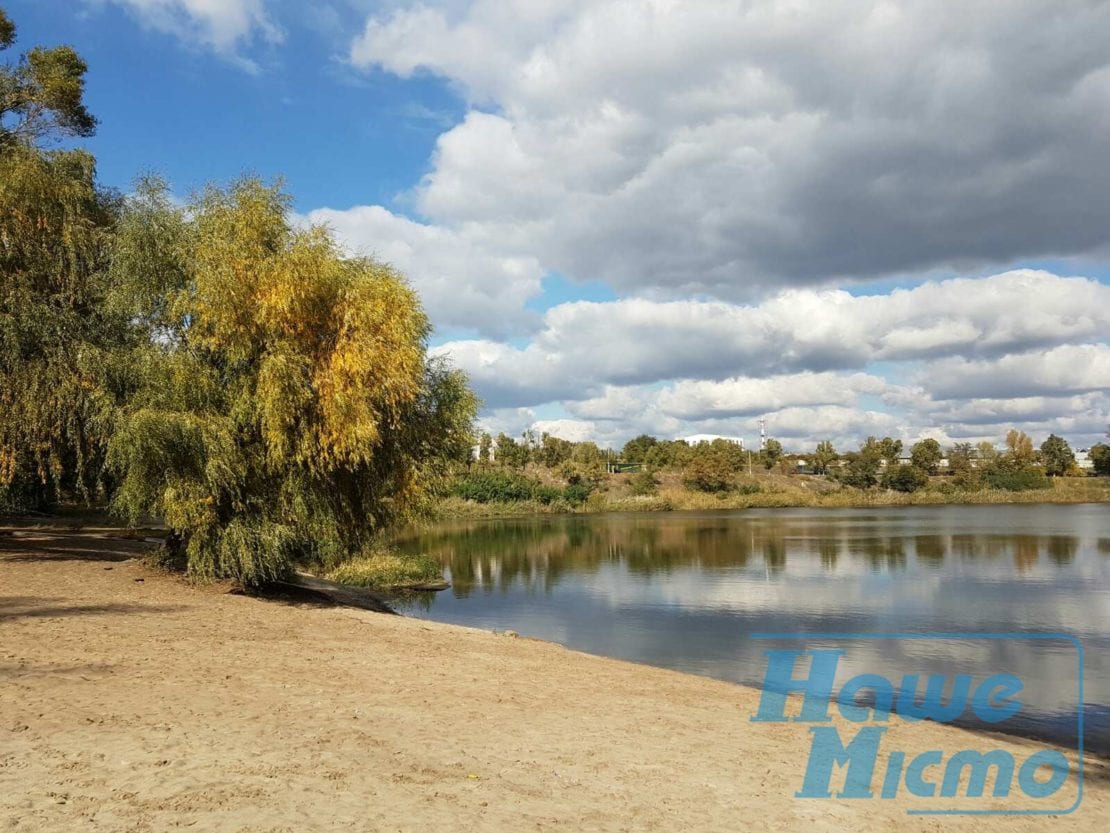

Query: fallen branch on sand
[[273, 572, 401, 615]]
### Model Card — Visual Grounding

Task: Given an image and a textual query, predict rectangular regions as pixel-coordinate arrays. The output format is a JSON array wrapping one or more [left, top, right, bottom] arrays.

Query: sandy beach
[[2, 523, 1107, 832]]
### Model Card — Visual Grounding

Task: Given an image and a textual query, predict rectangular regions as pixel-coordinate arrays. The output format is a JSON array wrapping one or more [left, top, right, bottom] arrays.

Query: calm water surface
[[392, 504, 1110, 752]]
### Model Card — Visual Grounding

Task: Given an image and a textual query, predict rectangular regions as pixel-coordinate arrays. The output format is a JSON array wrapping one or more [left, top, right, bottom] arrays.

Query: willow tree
[[108, 179, 476, 584], [0, 8, 119, 509]]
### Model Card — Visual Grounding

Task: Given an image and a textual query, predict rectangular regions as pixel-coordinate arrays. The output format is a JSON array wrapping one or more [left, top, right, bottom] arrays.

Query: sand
[[2, 523, 1107, 832]]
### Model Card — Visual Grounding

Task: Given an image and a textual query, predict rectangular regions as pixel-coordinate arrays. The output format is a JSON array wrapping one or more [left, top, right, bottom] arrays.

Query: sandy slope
[[1, 524, 1107, 832]]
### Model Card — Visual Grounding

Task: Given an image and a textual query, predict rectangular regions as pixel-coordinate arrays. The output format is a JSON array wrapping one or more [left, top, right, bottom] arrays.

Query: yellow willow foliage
[[108, 178, 477, 584], [0, 145, 121, 509]]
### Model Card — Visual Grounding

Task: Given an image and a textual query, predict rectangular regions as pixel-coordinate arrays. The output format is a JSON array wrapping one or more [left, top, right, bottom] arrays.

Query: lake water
[[392, 504, 1110, 753]]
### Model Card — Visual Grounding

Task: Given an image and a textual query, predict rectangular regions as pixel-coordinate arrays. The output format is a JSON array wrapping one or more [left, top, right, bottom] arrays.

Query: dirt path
[[2, 524, 1107, 832]]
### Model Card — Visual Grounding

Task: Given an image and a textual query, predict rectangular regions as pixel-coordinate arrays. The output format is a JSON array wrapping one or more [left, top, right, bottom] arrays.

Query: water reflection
[[399, 512, 1090, 594], [392, 504, 1110, 753]]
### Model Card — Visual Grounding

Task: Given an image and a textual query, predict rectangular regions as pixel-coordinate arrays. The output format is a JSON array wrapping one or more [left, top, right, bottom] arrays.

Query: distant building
[[1076, 450, 1094, 471], [678, 434, 744, 449], [470, 443, 494, 462]]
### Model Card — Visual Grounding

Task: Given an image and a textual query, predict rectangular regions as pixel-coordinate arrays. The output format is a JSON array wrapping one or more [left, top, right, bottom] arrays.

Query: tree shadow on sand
[[0, 528, 154, 563], [0, 595, 183, 622]]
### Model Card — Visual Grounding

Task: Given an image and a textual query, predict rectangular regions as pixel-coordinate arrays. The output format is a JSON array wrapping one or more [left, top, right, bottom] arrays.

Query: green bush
[[628, 470, 658, 496], [982, 464, 1050, 492], [451, 471, 538, 503], [450, 471, 594, 506], [834, 452, 882, 489], [883, 465, 929, 493], [683, 456, 736, 493], [532, 484, 564, 505], [563, 482, 595, 505]]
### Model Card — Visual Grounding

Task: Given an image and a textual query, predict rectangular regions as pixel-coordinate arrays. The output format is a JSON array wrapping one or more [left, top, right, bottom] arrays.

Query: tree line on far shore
[[0, 7, 476, 584], [457, 427, 1109, 504]]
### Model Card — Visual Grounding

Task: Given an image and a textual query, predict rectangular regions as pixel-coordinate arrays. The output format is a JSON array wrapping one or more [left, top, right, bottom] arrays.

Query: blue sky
[[10, 1, 452, 210], [7, 1, 1109, 450]]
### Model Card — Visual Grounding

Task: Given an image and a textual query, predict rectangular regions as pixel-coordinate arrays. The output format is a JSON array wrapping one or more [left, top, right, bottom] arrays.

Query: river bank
[[2, 523, 1108, 831], [437, 474, 1110, 518]]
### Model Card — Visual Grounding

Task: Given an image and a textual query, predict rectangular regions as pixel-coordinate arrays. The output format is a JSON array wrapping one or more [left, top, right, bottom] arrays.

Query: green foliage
[[910, 438, 943, 474], [494, 432, 530, 468], [1091, 443, 1110, 476], [628, 470, 658, 496], [107, 178, 477, 585], [452, 471, 538, 503], [981, 460, 1050, 492], [1005, 429, 1035, 463], [1039, 434, 1075, 476], [948, 442, 974, 470], [0, 149, 122, 510], [874, 437, 902, 464], [0, 10, 14, 50], [0, 11, 120, 510], [641, 439, 693, 470], [762, 438, 783, 469], [683, 455, 736, 493], [977, 441, 998, 463], [539, 432, 573, 467], [570, 441, 604, 468], [563, 481, 595, 505], [450, 470, 592, 506], [835, 442, 884, 489], [327, 551, 442, 588], [883, 464, 929, 493], [621, 434, 658, 464], [0, 10, 96, 147], [811, 440, 838, 474], [947, 443, 981, 489]]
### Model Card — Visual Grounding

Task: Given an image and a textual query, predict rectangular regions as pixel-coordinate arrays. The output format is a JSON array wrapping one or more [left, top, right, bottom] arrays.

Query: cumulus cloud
[[338, 2, 1110, 448], [101, 0, 282, 68], [425, 269, 1109, 448], [917, 344, 1110, 401], [531, 419, 598, 443], [657, 373, 888, 420], [351, 0, 1110, 296], [432, 271, 1110, 408], [301, 205, 544, 337]]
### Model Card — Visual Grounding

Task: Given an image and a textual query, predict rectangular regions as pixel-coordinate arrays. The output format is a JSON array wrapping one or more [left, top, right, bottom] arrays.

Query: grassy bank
[[325, 551, 444, 589], [438, 471, 1110, 518]]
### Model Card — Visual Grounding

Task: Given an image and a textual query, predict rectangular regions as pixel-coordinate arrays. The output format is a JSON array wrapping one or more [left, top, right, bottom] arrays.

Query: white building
[[678, 434, 744, 449]]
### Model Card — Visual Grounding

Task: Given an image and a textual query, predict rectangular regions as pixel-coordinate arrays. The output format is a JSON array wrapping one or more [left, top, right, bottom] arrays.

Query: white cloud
[[339, 2, 1110, 448], [918, 344, 1110, 401], [351, 0, 1110, 296], [301, 205, 544, 337], [432, 271, 1110, 408], [531, 419, 597, 443], [657, 373, 888, 420], [102, 0, 282, 68]]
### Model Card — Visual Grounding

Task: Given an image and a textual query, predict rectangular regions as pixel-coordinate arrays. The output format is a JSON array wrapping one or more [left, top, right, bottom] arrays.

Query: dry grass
[[325, 551, 443, 588]]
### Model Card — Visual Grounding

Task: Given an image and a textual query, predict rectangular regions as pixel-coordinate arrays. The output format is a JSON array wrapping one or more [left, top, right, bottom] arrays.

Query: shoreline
[[435, 481, 1110, 518], [3, 523, 1109, 831]]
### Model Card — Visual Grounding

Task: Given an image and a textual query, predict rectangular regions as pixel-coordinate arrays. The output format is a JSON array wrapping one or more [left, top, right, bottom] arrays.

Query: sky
[[8, 0, 1110, 451]]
